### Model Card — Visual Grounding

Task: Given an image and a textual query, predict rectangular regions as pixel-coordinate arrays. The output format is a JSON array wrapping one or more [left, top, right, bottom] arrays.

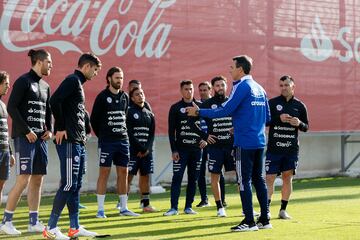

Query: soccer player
[[0, 71, 15, 206], [43, 53, 101, 239], [201, 76, 234, 217], [164, 80, 208, 216], [265, 75, 309, 219], [128, 79, 152, 111], [91, 67, 139, 218], [1, 49, 52, 235], [187, 55, 272, 231], [196, 82, 227, 208], [127, 87, 156, 212]]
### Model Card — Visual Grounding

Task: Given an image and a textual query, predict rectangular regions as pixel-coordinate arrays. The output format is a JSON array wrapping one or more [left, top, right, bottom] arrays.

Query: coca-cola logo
[[0, 0, 175, 58]]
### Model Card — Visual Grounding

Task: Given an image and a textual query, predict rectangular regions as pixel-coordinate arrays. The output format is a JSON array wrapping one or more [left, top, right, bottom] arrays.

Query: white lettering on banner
[[301, 16, 360, 63], [0, 0, 175, 58]]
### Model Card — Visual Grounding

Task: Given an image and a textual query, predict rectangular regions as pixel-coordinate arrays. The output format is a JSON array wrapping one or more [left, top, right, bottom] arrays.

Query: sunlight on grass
[[0, 177, 359, 240]]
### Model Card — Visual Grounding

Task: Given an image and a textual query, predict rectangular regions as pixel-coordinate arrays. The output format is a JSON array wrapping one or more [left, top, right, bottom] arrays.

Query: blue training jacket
[[199, 75, 270, 149]]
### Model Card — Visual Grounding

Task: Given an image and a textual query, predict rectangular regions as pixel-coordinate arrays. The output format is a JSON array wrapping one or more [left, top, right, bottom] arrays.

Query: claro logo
[[301, 16, 360, 62]]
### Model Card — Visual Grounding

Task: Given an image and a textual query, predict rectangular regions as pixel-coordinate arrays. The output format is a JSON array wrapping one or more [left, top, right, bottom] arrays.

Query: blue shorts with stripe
[[98, 139, 129, 167], [0, 151, 10, 180], [14, 137, 48, 175], [56, 142, 86, 192], [128, 152, 153, 176], [265, 152, 298, 175], [207, 145, 235, 174]]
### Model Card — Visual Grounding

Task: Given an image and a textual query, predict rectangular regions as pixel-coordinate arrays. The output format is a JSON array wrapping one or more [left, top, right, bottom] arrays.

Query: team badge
[[209, 165, 213, 170], [211, 104, 217, 109], [134, 113, 139, 119], [74, 156, 80, 162], [276, 104, 283, 111], [180, 108, 186, 113], [21, 164, 27, 171], [31, 84, 38, 92], [100, 158, 105, 164], [107, 97, 112, 103]]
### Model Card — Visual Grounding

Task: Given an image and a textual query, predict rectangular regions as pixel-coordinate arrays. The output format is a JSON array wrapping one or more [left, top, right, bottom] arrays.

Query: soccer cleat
[[223, 201, 228, 207], [68, 226, 98, 237], [278, 210, 292, 219], [230, 220, 258, 232], [196, 200, 210, 207], [0, 221, 21, 235], [96, 210, 107, 218], [163, 208, 178, 216], [143, 205, 158, 213], [43, 226, 69, 240], [28, 220, 45, 233], [256, 218, 273, 229], [184, 208, 197, 215], [120, 209, 140, 217], [217, 207, 227, 217]]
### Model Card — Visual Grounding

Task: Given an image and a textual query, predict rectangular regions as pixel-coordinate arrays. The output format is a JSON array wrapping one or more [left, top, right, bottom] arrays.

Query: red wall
[[1, 0, 360, 134]]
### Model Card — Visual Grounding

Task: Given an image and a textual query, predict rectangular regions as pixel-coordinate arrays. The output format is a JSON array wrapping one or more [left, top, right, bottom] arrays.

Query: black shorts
[[128, 152, 154, 176]]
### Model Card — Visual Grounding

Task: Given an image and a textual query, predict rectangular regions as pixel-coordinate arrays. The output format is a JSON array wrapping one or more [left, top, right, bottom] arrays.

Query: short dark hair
[[129, 79, 141, 86], [211, 76, 227, 86], [198, 81, 211, 90], [78, 52, 102, 68], [280, 75, 295, 83], [0, 71, 9, 85], [106, 67, 123, 84], [232, 55, 253, 74], [28, 49, 50, 66], [180, 79, 193, 88], [129, 87, 141, 98]]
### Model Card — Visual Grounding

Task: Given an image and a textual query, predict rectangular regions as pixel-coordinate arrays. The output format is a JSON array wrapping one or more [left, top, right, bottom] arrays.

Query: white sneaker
[[241, 210, 260, 217], [278, 210, 292, 219], [28, 220, 45, 233], [68, 226, 98, 237], [217, 207, 227, 217], [0, 221, 21, 235], [42, 226, 69, 240]]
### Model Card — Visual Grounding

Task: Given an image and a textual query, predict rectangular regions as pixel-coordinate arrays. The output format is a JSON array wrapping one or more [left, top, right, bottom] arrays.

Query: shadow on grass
[[105, 220, 236, 240]]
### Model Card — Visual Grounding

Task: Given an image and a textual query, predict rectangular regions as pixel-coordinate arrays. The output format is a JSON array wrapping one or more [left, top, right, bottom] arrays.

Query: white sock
[[97, 194, 105, 211], [119, 194, 127, 211]]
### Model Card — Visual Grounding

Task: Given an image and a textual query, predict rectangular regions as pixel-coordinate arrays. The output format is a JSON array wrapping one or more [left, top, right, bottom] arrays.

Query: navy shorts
[[98, 139, 130, 167], [14, 137, 48, 175], [128, 152, 154, 176], [265, 152, 298, 175], [208, 146, 235, 174], [0, 151, 10, 180]]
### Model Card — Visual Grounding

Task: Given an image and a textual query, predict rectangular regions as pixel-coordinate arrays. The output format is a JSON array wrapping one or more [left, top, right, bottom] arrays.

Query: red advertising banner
[[1, 0, 360, 134]]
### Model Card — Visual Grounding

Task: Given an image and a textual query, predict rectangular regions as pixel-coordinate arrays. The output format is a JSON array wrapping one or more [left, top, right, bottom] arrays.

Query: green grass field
[[0, 177, 359, 240]]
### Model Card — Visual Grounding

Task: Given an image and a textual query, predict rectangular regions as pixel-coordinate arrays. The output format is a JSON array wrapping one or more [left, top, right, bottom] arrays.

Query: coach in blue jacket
[[187, 55, 272, 232]]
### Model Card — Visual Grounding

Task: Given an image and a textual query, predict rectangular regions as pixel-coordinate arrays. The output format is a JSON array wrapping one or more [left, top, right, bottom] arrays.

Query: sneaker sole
[[231, 226, 259, 232]]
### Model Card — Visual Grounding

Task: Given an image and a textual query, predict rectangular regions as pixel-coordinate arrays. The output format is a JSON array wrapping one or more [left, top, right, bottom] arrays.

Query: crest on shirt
[[100, 158, 105, 164], [21, 164, 27, 171], [276, 104, 283, 111], [180, 108, 186, 114], [74, 156, 79, 162], [133, 113, 139, 119], [211, 104, 218, 109], [31, 84, 38, 92], [107, 97, 112, 103]]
